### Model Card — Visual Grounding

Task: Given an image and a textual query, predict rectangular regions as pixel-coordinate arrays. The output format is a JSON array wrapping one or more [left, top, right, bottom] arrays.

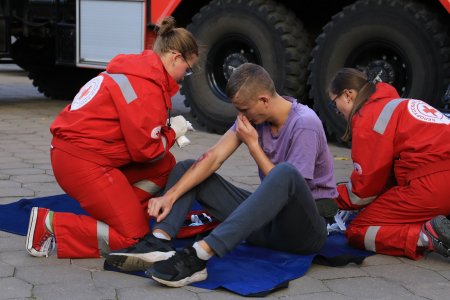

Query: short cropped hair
[[225, 63, 275, 101]]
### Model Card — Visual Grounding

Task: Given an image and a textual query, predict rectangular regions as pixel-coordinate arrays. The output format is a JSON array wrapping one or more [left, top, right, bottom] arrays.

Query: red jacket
[[50, 50, 178, 166], [337, 83, 450, 209]]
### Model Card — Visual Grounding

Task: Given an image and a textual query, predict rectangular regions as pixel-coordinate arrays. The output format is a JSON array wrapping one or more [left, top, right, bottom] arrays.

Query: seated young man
[[104, 63, 338, 287]]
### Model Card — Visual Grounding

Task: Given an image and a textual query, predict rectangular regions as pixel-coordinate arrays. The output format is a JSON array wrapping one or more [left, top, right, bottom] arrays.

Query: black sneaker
[[145, 246, 208, 287], [104, 233, 175, 272], [423, 215, 450, 257]]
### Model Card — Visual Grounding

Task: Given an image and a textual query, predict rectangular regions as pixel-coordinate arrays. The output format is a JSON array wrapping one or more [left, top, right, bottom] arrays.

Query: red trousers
[[50, 148, 175, 258], [345, 170, 450, 260]]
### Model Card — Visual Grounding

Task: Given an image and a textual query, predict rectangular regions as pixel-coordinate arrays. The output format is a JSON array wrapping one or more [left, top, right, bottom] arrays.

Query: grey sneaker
[[104, 233, 175, 272], [146, 246, 208, 287], [423, 215, 450, 257]]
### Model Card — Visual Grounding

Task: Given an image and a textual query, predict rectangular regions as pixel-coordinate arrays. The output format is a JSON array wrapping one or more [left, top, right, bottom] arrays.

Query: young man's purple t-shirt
[[232, 96, 337, 200]]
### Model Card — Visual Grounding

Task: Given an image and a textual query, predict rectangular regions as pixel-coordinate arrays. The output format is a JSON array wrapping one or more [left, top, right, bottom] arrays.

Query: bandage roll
[[176, 135, 191, 147]]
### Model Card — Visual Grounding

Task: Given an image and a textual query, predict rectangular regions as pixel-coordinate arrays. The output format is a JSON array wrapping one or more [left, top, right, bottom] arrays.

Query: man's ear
[[258, 95, 270, 104]]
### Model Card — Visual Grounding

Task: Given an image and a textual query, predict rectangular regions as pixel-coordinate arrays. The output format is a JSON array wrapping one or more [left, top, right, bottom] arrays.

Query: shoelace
[[129, 237, 157, 251], [435, 241, 450, 257], [40, 236, 56, 257], [38, 230, 53, 247], [423, 223, 450, 256], [129, 235, 173, 252], [171, 249, 196, 268]]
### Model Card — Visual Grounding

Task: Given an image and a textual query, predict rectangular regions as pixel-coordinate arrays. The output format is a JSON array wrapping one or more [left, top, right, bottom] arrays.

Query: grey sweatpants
[[154, 159, 327, 257]]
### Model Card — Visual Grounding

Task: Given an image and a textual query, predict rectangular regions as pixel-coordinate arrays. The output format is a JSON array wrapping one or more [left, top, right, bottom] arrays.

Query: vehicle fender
[[150, 0, 182, 23]]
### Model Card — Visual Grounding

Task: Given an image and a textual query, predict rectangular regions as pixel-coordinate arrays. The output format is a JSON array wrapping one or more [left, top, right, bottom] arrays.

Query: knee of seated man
[[273, 162, 302, 180], [271, 162, 306, 184]]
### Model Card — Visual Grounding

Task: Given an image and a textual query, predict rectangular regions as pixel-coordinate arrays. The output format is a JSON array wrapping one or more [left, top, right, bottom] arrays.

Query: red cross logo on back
[[423, 106, 437, 116], [79, 86, 92, 99], [407, 99, 450, 125]]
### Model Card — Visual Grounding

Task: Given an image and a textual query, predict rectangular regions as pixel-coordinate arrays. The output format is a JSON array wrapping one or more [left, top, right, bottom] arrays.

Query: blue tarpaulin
[[0, 194, 373, 297]]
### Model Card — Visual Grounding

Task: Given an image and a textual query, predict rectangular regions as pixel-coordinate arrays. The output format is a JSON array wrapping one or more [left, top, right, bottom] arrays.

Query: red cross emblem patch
[[408, 100, 450, 125]]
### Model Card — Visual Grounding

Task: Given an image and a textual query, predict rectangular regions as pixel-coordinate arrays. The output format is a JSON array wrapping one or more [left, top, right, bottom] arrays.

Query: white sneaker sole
[[152, 268, 208, 287], [107, 251, 175, 271]]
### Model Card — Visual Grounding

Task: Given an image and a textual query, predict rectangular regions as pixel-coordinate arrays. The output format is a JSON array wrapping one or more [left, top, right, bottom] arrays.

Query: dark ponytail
[[328, 68, 376, 142]]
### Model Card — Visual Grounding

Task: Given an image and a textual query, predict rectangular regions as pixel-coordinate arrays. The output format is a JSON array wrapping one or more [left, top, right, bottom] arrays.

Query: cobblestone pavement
[[1, 64, 449, 299]]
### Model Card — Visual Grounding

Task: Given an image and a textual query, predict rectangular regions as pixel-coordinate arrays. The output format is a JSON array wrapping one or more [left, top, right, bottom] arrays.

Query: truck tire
[[28, 66, 99, 100], [10, 38, 49, 71], [11, 38, 99, 100], [182, 0, 311, 133], [308, 0, 450, 142]]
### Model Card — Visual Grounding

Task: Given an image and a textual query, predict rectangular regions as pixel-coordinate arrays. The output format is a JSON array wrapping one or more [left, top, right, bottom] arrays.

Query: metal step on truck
[[1, 0, 449, 141]]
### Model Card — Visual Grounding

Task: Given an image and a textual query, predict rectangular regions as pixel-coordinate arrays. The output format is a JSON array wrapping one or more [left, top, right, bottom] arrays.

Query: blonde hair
[[328, 68, 376, 142], [152, 16, 198, 60]]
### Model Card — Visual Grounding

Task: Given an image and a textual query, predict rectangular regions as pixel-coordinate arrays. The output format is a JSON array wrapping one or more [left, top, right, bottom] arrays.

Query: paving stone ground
[[1, 64, 449, 299]]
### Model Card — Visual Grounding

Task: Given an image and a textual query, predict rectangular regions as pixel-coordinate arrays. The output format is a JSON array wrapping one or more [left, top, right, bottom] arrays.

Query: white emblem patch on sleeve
[[151, 126, 162, 139], [71, 76, 104, 111], [353, 162, 363, 174], [408, 100, 450, 125]]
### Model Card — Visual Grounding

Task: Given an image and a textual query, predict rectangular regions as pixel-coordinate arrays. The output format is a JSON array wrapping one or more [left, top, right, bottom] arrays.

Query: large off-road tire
[[11, 38, 99, 100], [182, 0, 311, 133], [10, 38, 49, 71], [28, 66, 99, 100], [308, 0, 450, 142]]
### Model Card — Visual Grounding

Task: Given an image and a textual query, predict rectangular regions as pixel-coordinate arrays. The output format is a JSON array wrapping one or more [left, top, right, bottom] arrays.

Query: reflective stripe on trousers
[[97, 221, 110, 257], [364, 226, 381, 252]]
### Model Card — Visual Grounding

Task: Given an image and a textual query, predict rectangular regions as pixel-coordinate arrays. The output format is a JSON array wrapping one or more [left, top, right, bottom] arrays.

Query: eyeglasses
[[329, 92, 343, 112], [181, 54, 194, 77], [172, 51, 193, 77]]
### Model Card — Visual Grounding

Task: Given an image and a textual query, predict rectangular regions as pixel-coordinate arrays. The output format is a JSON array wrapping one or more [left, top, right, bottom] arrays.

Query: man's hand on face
[[236, 114, 258, 147]]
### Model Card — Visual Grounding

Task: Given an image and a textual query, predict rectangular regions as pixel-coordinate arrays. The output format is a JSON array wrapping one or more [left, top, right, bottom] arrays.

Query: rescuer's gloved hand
[[169, 115, 189, 139], [169, 116, 196, 148], [176, 120, 195, 147]]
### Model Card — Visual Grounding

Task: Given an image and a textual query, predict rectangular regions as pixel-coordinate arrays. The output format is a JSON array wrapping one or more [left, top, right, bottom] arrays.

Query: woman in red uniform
[[328, 68, 450, 260], [26, 16, 199, 258]]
